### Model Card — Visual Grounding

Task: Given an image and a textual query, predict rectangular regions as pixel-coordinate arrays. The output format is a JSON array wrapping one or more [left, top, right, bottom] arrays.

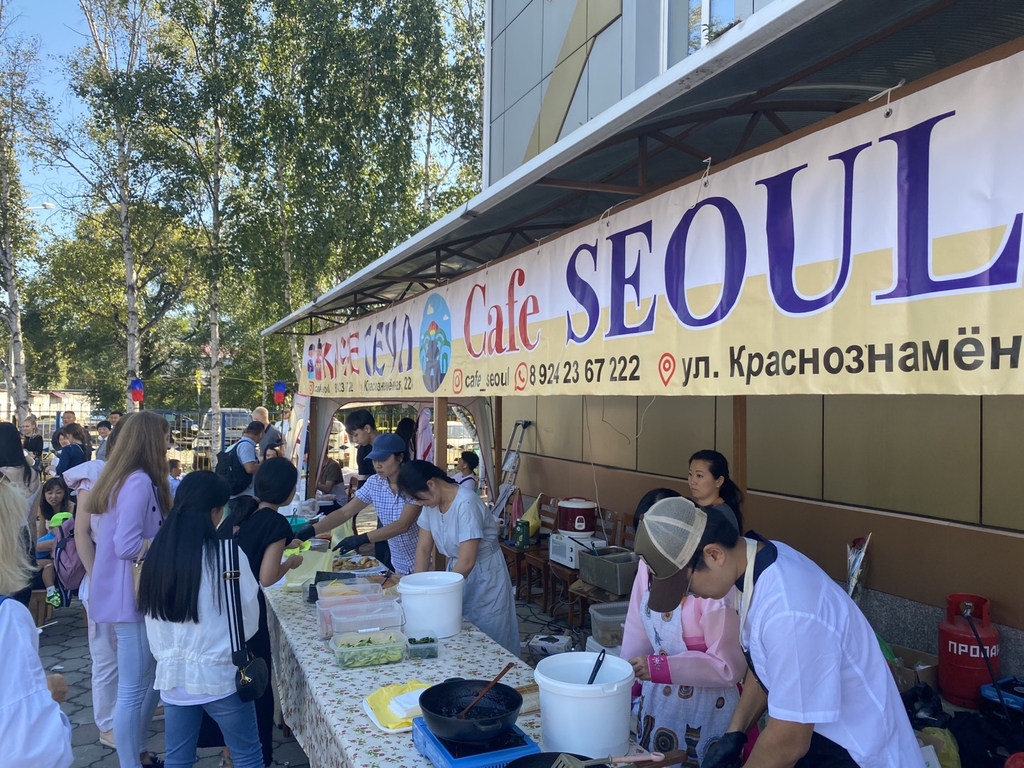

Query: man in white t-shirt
[[634, 498, 924, 768]]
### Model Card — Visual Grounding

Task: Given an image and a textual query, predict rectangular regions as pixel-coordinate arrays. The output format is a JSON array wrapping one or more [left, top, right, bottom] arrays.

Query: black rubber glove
[[334, 532, 370, 554], [294, 524, 317, 542], [701, 731, 747, 768]]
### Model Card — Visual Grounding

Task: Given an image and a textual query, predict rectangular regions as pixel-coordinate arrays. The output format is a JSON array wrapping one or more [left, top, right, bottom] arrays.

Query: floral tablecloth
[[265, 585, 543, 768]]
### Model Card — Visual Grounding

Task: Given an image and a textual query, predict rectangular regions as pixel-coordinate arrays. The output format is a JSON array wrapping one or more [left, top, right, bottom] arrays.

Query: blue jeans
[[164, 692, 263, 768], [113, 621, 161, 768]]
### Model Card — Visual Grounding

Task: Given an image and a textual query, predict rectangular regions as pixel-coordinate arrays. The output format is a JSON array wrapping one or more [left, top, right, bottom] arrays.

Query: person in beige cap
[[620, 492, 746, 764], [634, 500, 924, 768]]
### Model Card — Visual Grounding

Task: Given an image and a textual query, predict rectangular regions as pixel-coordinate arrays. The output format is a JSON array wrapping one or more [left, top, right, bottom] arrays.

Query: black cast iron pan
[[418, 677, 522, 743]]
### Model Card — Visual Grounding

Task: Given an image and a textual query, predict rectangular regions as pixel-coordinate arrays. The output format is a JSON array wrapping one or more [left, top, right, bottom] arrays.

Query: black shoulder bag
[[219, 539, 268, 702]]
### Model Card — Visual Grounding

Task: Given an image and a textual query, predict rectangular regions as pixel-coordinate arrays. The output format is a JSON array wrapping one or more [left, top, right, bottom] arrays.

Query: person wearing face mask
[[633, 500, 924, 768], [293, 433, 420, 575]]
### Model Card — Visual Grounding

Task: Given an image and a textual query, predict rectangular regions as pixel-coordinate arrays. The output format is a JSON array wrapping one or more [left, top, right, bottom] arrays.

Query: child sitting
[[35, 477, 74, 607]]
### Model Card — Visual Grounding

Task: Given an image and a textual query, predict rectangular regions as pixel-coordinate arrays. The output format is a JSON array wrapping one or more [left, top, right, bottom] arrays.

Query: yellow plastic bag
[[919, 727, 961, 768], [366, 680, 429, 730], [522, 497, 541, 537]]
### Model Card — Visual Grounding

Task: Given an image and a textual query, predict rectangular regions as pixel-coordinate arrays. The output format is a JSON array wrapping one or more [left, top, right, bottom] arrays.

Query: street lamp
[[25, 202, 55, 211]]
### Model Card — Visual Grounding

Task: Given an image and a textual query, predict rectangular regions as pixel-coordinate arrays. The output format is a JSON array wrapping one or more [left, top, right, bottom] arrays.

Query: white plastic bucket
[[397, 571, 465, 638], [534, 651, 635, 757]]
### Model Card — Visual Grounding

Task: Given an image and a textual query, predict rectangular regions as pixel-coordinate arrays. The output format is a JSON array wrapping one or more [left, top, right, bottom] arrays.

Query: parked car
[[145, 410, 198, 447], [192, 408, 251, 470]]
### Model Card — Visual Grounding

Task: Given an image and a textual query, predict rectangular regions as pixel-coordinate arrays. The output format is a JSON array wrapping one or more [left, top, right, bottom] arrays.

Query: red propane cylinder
[[938, 593, 1000, 708]]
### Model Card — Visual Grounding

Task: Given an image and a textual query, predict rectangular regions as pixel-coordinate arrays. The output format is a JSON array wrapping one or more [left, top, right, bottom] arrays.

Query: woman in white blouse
[[137, 471, 262, 768]]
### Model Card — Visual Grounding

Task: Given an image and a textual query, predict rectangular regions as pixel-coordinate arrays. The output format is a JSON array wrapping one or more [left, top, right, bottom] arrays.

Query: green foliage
[[10, 0, 485, 409]]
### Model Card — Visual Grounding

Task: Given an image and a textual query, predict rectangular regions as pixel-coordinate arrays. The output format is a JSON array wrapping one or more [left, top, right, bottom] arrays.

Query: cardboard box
[[527, 634, 572, 658], [889, 644, 939, 693]]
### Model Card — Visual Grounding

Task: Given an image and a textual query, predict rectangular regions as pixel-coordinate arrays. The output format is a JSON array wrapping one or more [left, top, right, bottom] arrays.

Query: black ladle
[[586, 649, 606, 685]]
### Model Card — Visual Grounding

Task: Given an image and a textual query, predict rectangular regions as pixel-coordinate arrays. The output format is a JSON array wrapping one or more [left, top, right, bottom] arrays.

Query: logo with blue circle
[[419, 294, 452, 393]]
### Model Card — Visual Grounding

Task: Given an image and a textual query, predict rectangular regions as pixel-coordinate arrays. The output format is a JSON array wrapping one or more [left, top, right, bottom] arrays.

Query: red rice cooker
[[556, 497, 597, 535]]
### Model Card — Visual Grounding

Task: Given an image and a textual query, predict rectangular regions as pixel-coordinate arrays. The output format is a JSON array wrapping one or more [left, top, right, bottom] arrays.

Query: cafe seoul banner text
[[302, 50, 1024, 400]]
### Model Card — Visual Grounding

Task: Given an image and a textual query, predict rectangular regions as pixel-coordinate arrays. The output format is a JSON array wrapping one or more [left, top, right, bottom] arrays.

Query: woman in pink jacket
[[620, 488, 747, 766], [86, 412, 173, 768]]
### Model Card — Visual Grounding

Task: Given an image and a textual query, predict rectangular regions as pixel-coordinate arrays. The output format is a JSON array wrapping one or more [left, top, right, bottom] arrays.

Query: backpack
[[215, 438, 254, 495], [52, 515, 85, 605]]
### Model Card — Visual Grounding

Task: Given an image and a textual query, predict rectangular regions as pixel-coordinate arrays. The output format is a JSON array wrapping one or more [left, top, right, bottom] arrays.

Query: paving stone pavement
[[41, 602, 310, 768]]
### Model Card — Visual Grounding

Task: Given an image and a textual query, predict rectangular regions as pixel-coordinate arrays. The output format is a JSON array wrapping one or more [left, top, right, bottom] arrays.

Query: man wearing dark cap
[[634, 498, 924, 768]]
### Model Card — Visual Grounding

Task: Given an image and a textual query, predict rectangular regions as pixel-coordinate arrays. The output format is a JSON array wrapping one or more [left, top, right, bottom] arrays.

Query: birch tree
[[153, 0, 255, 456], [42, 0, 167, 413], [0, 1, 47, 425]]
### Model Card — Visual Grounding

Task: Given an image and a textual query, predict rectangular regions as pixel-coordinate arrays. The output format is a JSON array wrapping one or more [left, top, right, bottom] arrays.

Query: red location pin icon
[[658, 353, 676, 386]]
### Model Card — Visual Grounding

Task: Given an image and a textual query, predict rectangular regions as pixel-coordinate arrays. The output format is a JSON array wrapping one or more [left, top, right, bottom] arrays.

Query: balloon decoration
[[130, 378, 145, 402], [273, 381, 287, 404]]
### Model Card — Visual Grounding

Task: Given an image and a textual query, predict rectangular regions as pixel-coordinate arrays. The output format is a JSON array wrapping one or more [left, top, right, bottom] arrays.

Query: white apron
[[635, 593, 739, 766], [430, 493, 519, 656]]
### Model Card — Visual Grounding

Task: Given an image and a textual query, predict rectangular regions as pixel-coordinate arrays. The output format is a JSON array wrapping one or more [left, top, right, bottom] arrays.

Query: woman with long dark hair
[[33, 477, 74, 608], [216, 458, 303, 766], [0, 420, 39, 508], [87, 411, 173, 768], [398, 460, 519, 654], [688, 449, 744, 531], [138, 472, 262, 768]]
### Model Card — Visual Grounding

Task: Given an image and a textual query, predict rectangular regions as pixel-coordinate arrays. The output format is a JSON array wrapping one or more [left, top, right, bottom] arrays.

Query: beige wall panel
[[536, 396, 583, 461], [715, 396, 733, 467], [582, 395, 637, 469], [823, 395, 980, 524], [516, 455, 1024, 630], [744, 492, 1024, 631], [499, 396, 538, 454], [981, 395, 1024, 531], [748, 395, 823, 499], [635, 396, 716, 479]]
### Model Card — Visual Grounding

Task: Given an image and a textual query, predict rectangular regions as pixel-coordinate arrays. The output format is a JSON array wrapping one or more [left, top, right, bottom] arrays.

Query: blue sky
[[11, 0, 87, 228]]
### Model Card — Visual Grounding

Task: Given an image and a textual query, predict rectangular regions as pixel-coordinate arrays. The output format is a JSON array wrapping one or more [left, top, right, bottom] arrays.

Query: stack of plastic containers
[[315, 579, 409, 668]]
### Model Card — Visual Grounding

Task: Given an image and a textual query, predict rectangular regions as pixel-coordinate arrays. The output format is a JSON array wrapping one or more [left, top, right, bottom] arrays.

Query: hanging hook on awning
[[868, 78, 906, 118]]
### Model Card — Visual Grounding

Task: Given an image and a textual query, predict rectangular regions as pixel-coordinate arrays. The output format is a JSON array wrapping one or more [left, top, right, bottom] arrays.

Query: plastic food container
[[406, 635, 439, 660], [329, 630, 406, 668], [330, 599, 403, 636], [315, 593, 387, 639], [589, 601, 629, 648], [316, 578, 380, 600]]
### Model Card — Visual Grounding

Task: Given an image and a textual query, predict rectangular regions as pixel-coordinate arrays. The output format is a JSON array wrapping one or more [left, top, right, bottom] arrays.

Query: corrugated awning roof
[[266, 0, 1024, 336]]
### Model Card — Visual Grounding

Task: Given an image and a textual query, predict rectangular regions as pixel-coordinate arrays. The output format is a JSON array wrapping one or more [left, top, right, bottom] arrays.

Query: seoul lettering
[[564, 109, 1023, 341]]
